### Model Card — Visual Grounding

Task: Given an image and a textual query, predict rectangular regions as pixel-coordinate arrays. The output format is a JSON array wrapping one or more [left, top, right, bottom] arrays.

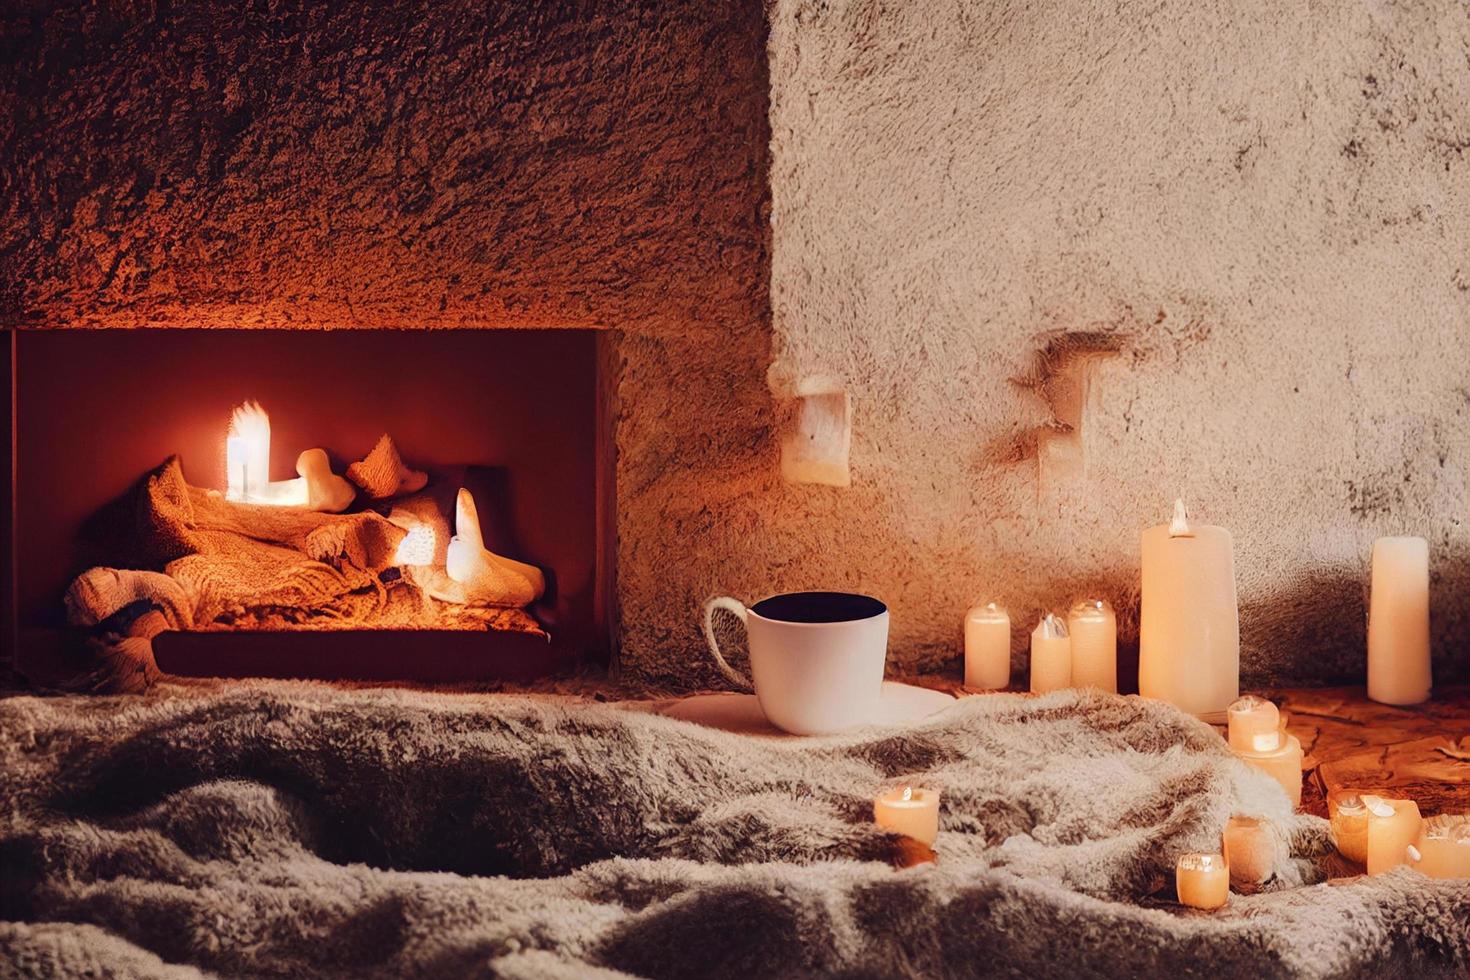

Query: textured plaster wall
[[767, 0, 1470, 685], [0, 0, 780, 687]]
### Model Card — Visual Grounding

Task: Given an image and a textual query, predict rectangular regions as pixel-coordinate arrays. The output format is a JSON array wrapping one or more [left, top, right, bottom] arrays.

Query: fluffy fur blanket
[[0, 684, 1465, 979]]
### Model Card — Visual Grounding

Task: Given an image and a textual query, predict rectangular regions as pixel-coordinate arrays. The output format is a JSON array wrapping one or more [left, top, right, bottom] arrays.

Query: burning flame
[[1169, 498, 1193, 538], [228, 400, 270, 445], [900, 786, 913, 802], [226, 400, 272, 501]]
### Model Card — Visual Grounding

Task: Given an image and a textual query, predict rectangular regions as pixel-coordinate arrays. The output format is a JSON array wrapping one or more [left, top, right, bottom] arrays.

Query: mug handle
[[702, 596, 754, 690]]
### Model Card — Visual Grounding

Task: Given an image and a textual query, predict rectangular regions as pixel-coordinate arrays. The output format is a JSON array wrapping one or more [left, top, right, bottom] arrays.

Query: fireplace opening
[[8, 328, 612, 683]]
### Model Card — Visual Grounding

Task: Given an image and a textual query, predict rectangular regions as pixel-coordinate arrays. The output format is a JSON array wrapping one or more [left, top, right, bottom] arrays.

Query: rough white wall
[[768, 0, 1470, 684]]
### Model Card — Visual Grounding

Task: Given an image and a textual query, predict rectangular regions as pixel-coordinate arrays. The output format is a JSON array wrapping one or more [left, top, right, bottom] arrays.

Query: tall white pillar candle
[[1367, 536, 1431, 705], [964, 602, 1011, 689], [1030, 613, 1071, 694], [1068, 599, 1117, 693], [1139, 499, 1240, 717]]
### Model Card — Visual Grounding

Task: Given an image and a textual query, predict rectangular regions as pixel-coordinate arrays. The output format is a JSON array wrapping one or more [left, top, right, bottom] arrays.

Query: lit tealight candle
[[964, 602, 1011, 690], [1176, 853, 1228, 910], [1029, 613, 1071, 694], [1067, 599, 1117, 693], [1227, 695, 1282, 754], [1329, 793, 1370, 865], [873, 785, 941, 846], [1222, 815, 1277, 886], [1367, 536, 1432, 706], [1409, 815, 1470, 879], [1365, 795, 1422, 875]]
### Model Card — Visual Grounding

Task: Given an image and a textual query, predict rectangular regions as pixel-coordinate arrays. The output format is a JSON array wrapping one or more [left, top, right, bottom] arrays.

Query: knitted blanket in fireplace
[[0, 684, 1465, 979]]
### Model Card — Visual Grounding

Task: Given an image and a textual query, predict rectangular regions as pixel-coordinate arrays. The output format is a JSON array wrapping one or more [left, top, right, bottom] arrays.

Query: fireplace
[[6, 328, 614, 683]]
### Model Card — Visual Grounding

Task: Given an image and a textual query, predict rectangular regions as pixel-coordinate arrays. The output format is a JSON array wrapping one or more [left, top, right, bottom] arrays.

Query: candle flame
[[226, 400, 271, 500], [228, 399, 270, 443], [901, 786, 912, 802], [1169, 498, 1193, 537]]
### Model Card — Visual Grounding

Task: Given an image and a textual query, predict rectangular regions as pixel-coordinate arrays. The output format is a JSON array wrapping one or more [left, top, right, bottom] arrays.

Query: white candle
[[964, 602, 1011, 690], [1223, 816, 1276, 885], [1367, 536, 1431, 705], [1329, 793, 1369, 865], [1227, 695, 1281, 754], [1067, 599, 1117, 693], [873, 785, 940, 846], [1236, 734, 1303, 808], [1139, 499, 1240, 717], [1029, 613, 1071, 693], [1365, 795, 1422, 875], [1409, 815, 1470, 879], [1175, 853, 1228, 910]]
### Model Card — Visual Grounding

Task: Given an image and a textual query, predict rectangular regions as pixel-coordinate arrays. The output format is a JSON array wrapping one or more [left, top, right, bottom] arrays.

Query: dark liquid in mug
[[751, 591, 886, 624]]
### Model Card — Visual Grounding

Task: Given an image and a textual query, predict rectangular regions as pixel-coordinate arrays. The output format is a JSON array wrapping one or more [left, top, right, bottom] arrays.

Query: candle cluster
[[962, 600, 1119, 695], [1226, 695, 1302, 808]]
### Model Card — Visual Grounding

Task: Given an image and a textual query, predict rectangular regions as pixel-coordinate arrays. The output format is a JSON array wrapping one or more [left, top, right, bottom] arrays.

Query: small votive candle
[[1409, 814, 1470, 879], [1366, 795, 1422, 875], [1227, 695, 1281, 753], [1329, 792, 1370, 865], [1176, 853, 1228, 909], [1223, 815, 1277, 885], [1030, 613, 1071, 694], [873, 785, 941, 846], [964, 602, 1011, 690], [1067, 599, 1117, 693]]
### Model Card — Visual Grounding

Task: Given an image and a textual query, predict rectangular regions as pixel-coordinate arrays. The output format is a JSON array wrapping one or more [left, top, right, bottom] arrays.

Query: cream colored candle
[[1365, 796, 1422, 875], [1029, 613, 1071, 694], [1367, 536, 1431, 705], [1139, 500, 1240, 717], [1223, 815, 1276, 885], [1227, 695, 1281, 754], [1176, 853, 1228, 909], [873, 786, 941, 846], [964, 602, 1011, 690], [1068, 599, 1117, 693], [1329, 793, 1370, 865], [1237, 734, 1303, 809], [1409, 815, 1470, 879]]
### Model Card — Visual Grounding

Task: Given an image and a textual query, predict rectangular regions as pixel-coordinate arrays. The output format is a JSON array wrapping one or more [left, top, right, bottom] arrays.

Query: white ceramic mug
[[701, 591, 889, 735]]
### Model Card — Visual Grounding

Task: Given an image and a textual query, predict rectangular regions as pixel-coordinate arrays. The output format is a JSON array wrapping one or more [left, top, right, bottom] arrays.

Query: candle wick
[[1169, 498, 1194, 538]]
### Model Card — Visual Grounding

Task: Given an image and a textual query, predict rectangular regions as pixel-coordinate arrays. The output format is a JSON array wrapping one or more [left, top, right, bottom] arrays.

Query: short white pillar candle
[[1067, 599, 1117, 693], [1409, 815, 1470, 879], [1176, 853, 1228, 910], [964, 602, 1011, 690], [1029, 613, 1071, 694], [873, 785, 941, 846], [1367, 536, 1431, 705], [1365, 795, 1422, 875], [1227, 695, 1281, 754]]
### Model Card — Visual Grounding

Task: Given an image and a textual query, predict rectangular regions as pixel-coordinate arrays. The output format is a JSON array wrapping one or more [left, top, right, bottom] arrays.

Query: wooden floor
[[1270, 685, 1469, 818], [930, 679, 1470, 818]]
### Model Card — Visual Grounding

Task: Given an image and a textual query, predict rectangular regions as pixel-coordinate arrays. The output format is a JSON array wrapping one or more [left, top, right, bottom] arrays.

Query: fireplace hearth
[[7, 328, 611, 684]]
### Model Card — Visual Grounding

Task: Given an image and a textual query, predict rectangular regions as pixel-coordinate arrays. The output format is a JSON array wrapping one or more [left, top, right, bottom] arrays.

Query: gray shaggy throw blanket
[[0, 684, 1465, 979]]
